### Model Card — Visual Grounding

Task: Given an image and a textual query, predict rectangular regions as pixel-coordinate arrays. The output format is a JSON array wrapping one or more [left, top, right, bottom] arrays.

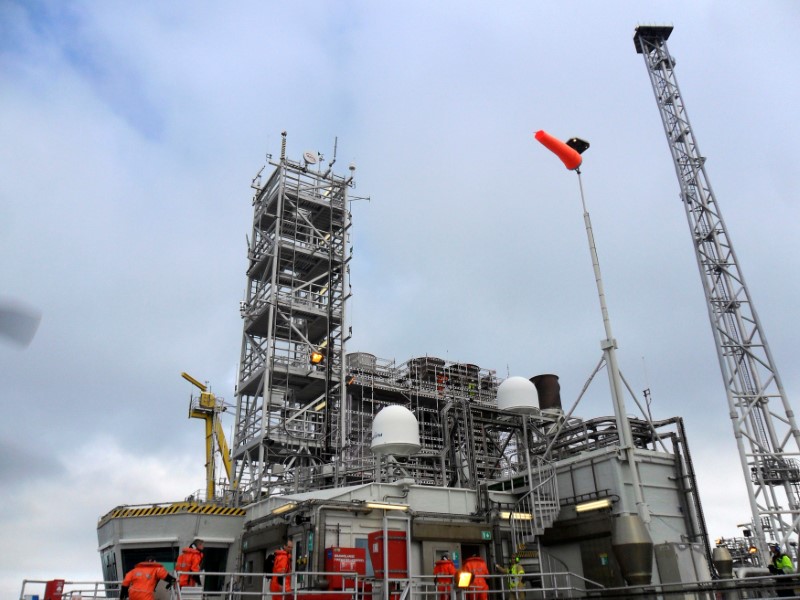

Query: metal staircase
[[510, 456, 560, 549]]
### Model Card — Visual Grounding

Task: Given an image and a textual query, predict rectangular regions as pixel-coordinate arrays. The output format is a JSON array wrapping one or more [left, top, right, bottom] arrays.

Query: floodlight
[[456, 571, 473, 588], [365, 502, 409, 511], [565, 137, 590, 154], [500, 511, 533, 521], [272, 502, 297, 515], [575, 498, 613, 513]]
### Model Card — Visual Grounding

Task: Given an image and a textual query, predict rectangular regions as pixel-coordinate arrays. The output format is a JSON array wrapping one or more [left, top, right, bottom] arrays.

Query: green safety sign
[[481, 531, 492, 540]]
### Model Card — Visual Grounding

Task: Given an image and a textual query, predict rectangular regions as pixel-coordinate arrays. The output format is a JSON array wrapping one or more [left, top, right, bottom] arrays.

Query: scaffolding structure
[[232, 136, 352, 502], [230, 139, 543, 502], [342, 354, 508, 489]]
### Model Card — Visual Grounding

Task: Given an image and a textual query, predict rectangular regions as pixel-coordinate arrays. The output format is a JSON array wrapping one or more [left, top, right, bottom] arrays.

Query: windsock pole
[[534, 131, 650, 523]]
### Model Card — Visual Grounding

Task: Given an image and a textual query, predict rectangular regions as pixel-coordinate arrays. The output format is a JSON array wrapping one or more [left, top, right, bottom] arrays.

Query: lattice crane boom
[[634, 25, 800, 558]]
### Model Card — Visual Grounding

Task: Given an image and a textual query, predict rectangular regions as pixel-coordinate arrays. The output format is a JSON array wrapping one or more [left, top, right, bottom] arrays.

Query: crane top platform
[[633, 25, 674, 53]]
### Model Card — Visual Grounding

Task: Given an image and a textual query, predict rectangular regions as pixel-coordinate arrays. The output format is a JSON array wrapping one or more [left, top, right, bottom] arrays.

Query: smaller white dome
[[371, 405, 421, 456], [497, 376, 539, 414]]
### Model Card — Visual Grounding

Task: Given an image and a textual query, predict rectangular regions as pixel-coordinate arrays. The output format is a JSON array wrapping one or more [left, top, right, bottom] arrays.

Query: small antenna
[[323, 137, 338, 178], [641, 356, 653, 421], [251, 166, 264, 190]]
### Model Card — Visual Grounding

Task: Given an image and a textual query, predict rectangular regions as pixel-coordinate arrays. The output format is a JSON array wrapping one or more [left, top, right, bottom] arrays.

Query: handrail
[[510, 456, 559, 549], [26, 569, 800, 600]]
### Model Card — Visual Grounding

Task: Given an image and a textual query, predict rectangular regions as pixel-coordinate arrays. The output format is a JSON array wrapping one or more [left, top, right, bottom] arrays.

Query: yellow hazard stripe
[[100, 503, 246, 522]]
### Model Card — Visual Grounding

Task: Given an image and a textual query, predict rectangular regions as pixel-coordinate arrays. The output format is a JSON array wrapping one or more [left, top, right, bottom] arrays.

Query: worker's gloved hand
[[165, 575, 176, 590], [120, 585, 129, 600]]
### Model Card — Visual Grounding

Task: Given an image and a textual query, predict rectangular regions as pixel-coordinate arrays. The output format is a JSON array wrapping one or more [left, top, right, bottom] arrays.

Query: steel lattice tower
[[231, 134, 353, 503], [634, 25, 800, 554]]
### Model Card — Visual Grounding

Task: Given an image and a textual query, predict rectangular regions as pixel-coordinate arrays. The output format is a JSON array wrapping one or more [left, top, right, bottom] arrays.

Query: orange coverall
[[270, 548, 293, 598], [121, 561, 172, 600], [176, 546, 204, 587], [434, 558, 457, 600], [463, 556, 490, 600]]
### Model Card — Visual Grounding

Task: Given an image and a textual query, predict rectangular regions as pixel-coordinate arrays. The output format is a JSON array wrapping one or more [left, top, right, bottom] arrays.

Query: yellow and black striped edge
[[98, 502, 245, 526]]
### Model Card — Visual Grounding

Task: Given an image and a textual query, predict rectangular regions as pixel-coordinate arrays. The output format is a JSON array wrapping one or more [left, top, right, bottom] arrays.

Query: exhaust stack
[[530, 374, 563, 413]]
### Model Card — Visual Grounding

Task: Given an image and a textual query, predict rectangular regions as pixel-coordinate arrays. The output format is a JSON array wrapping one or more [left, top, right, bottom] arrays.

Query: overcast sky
[[2, 1, 799, 595]]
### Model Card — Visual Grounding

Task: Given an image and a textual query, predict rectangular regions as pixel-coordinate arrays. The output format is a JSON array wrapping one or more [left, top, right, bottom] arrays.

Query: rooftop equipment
[[496, 376, 539, 414], [371, 405, 421, 457]]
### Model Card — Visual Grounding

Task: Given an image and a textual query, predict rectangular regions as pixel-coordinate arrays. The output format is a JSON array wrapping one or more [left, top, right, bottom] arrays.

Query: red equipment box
[[367, 530, 408, 579], [325, 546, 366, 590], [44, 579, 64, 600]]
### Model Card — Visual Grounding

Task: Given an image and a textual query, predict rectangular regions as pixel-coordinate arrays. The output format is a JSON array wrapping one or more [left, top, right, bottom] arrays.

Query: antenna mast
[[634, 25, 800, 557]]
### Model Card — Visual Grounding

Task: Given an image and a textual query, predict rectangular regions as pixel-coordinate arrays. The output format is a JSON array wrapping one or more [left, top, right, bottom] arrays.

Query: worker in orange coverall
[[119, 558, 176, 600], [176, 539, 205, 588], [270, 539, 294, 599], [462, 553, 490, 600], [434, 554, 457, 600]]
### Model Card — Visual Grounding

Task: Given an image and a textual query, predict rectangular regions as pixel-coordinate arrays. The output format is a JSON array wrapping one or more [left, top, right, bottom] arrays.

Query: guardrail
[[21, 569, 800, 600]]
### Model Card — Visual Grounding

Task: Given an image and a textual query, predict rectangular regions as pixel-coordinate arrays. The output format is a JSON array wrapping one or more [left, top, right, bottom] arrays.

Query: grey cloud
[[1, 2, 799, 596]]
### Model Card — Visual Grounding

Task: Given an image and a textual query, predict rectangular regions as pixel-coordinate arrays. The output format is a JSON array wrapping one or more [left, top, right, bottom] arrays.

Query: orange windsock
[[534, 130, 582, 171]]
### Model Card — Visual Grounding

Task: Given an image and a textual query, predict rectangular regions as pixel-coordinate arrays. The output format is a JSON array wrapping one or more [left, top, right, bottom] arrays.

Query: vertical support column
[[576, 169, 649, 523]]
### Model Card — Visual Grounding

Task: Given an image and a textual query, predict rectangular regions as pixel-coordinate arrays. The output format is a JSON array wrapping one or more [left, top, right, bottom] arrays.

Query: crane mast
[[633, 25, 800, 556]]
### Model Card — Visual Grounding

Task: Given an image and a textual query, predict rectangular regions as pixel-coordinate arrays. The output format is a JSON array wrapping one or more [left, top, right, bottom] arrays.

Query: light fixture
[[365, 502, 409, 511], [566, 137, 590, 155], [314, 401, 326, 411], [272, 502, 297, 515], [500, 511, 533, 521], [310, 351, 324, 364], [575, 498, 613, 513], [456, 570, 473, 588]]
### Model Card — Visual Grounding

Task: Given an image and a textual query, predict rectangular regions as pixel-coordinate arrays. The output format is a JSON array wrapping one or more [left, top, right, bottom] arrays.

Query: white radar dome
[[497, 376, 539, 414], [371, 405, 421, 456]]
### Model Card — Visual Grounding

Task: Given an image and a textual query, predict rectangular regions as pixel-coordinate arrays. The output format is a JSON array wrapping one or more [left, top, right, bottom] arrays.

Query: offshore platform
[[42, 24, 796, 600], [95, 129, 709, 597]]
